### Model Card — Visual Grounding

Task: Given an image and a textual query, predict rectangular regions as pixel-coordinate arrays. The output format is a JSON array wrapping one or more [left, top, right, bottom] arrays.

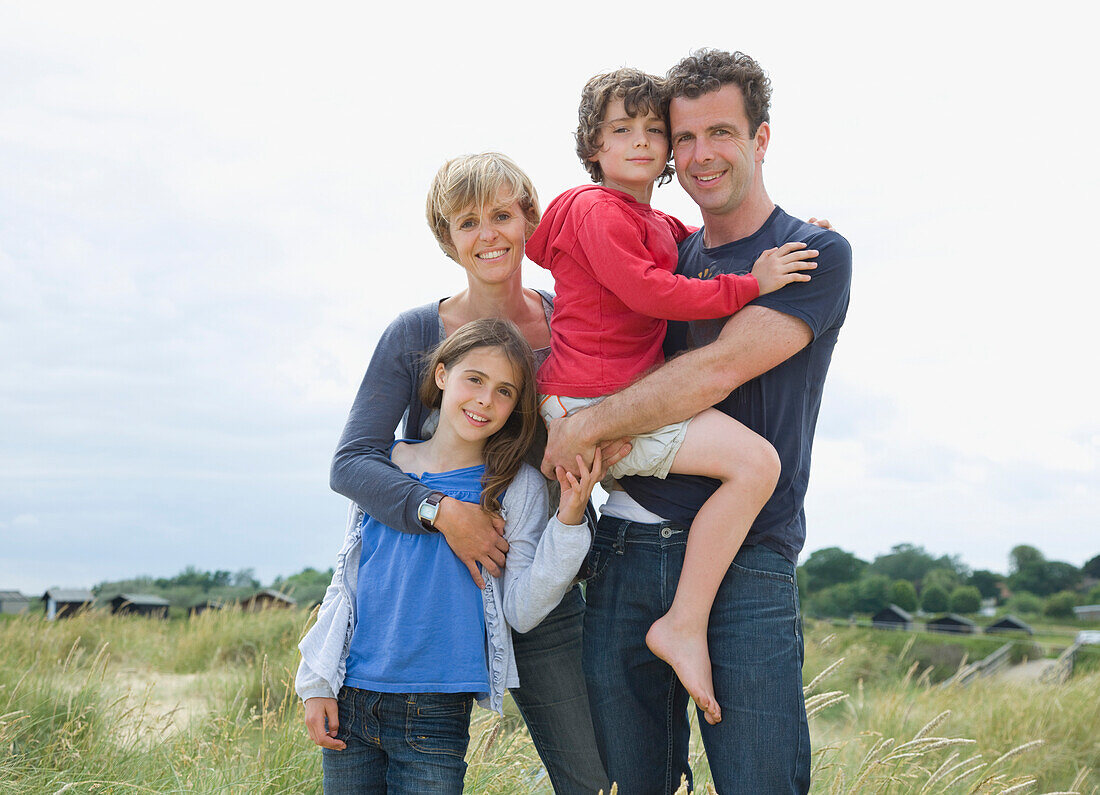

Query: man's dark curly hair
[[665, 49, 772, 135], [575, 68, 675, 186]]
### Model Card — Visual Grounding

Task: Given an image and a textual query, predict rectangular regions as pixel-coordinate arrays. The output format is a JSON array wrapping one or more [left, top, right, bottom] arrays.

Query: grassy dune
[[1, 611, 1095, 793]]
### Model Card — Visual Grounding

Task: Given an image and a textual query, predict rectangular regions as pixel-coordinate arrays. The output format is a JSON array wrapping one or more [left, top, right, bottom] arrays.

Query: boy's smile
[[589, 97, 669, 204]]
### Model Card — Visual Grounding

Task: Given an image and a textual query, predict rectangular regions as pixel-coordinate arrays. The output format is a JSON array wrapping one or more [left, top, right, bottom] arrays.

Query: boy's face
[[589, 97, 669, 204]]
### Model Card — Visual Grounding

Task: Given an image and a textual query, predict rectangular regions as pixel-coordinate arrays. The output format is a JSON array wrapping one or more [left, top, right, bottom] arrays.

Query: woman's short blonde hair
[[426, 152, 541, 261]]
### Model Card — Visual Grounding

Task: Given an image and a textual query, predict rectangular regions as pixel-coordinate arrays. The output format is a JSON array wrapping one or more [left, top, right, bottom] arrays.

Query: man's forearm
[[576, 306, 812, 445]]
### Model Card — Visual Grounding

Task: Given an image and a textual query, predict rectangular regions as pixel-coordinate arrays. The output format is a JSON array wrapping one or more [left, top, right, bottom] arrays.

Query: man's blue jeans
[[322, 688, 472, 794], [583, 516, 811, 794], [511, 584, 610, 794]]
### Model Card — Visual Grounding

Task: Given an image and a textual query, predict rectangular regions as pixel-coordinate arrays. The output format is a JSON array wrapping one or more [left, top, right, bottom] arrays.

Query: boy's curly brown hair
[[575, 68, 675, 187]]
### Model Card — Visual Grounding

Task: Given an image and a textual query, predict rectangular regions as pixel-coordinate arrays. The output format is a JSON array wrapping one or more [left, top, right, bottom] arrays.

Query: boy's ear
[[434, 363, 447, 390]]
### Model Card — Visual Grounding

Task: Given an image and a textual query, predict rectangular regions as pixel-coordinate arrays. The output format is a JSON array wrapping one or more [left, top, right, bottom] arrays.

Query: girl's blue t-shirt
[[343, 463, 489, 694]]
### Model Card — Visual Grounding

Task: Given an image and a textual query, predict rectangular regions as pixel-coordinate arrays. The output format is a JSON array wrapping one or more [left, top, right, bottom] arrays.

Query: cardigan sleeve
[[497, 465, 591, 633], [329, 306, 438, 534]]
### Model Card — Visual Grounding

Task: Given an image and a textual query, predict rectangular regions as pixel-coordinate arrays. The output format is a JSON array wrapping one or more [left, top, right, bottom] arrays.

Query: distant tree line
[[798, 544, 1100, 620], [93, 565, 333, 610]]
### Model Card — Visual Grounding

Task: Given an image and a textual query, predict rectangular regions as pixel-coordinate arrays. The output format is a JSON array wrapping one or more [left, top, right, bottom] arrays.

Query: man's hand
[[304, 697, 346, 750], [751, 241, 818, 296], [433, 496, 507, 589], [808, 217, 834, 231], [541, 412, 596, 479], [542, 412, 632, 479]]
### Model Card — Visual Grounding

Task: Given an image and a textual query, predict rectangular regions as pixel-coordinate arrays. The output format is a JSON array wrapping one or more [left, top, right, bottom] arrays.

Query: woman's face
[[447, 188, 528, 288]]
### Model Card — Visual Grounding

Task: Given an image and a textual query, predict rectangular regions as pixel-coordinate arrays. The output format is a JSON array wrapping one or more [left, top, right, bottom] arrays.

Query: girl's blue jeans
[[322, 688, 472, 794]]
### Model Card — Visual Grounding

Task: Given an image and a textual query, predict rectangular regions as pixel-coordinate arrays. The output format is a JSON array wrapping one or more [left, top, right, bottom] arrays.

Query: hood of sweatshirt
[[526, 184, 636, 270]]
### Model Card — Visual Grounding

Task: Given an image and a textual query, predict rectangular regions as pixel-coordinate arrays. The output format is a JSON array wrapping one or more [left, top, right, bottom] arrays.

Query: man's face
[[669, 84, 768, 218]]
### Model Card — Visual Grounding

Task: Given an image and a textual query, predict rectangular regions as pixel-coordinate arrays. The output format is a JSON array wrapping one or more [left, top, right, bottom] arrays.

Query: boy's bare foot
[[645, 614, 721, 724]]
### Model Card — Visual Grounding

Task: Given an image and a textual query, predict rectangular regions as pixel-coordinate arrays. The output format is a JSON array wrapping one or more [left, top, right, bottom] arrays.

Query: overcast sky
[[2, 2, 1097, 593]]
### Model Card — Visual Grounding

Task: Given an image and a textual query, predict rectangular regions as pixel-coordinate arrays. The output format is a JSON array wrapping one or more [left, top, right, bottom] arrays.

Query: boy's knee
[[724, 436, 780, 492]]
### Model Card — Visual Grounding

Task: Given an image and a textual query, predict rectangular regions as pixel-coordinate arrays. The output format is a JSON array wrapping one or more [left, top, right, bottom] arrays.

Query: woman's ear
[[434, 362, 447, 390]]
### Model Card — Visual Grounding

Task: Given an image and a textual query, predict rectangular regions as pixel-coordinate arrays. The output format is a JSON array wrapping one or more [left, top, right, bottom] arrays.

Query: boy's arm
[[573, 202, 759, 321]]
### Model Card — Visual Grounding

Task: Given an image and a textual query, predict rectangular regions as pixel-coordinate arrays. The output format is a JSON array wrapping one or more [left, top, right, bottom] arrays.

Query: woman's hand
[[555, 448, 606, 526], [434, 497, 508, 589], [304, 696, 346, 750]]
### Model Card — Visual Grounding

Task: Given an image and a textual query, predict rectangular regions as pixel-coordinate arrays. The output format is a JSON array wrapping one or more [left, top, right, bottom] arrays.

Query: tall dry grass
[[1, 611, 1095, 793]]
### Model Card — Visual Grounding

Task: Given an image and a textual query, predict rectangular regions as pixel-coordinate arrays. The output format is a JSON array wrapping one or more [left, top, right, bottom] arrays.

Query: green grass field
[[1, 610, 1096, 793]]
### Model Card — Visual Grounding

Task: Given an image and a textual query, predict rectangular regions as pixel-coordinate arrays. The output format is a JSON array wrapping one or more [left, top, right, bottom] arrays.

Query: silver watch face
[[419, 500, 439, 525]]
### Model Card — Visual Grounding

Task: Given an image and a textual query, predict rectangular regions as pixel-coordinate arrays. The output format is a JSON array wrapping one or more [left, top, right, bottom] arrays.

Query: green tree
[[922, 567, 960, 594], [921, 584, 949, 614], [871, 544, 967, 585], [801, 547, 867, 592], [856, 574, 891, 614], [1083, 554, 1100, 580], [889, 580, 918, 612], [1043, 591, 1079, 619], [968, 569, 1002, 600], [811, 582, 857, 618], [949, 585, 982, 614], [1007, 591, 1043, 615], [1088, 583, 1100, 604]]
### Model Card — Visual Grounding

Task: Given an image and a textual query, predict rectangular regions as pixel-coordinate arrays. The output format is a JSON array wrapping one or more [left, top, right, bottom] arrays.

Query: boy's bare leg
[[644, 409, 780, 725]]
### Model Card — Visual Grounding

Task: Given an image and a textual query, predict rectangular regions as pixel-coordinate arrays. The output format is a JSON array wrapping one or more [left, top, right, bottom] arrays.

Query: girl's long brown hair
[[419, 318, 538, 515]]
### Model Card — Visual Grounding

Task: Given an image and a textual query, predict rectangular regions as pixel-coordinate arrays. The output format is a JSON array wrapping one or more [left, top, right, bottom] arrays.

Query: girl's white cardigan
[[295, 463, 590, 715]]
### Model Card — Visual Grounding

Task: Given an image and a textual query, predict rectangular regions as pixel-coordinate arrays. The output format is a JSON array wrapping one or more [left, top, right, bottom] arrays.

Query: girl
[[296, 318, 603, 794]]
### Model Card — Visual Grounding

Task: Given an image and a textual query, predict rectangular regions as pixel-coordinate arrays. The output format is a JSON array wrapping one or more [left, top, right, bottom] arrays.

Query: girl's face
[[435, 346, 521, 444], [446, 187, 528, 289]]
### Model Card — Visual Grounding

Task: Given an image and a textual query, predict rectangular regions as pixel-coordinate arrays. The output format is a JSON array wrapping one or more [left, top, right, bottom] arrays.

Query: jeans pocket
[[584, 547, 613, 585], [729, 558, 795, 584], [405, 693, 473, 757]]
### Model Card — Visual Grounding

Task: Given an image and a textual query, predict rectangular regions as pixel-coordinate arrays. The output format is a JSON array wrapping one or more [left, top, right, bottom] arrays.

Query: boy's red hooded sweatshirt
[[527, 185, 759, 397]]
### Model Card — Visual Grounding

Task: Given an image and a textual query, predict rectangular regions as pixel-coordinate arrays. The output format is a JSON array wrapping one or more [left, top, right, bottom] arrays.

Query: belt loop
[[613, 520, 627, 554]]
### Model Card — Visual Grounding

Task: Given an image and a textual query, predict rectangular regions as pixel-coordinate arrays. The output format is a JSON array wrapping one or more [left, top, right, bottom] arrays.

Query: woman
[[322, 153, 609, 794]]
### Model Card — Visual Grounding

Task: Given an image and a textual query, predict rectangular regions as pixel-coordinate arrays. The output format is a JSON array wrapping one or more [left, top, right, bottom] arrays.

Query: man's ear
[[435, 363, 447, 390], [754, 122, 771, 164]]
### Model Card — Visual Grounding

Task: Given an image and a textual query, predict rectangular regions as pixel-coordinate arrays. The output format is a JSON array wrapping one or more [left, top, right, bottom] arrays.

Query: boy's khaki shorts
[[538, 394, 691, 480]]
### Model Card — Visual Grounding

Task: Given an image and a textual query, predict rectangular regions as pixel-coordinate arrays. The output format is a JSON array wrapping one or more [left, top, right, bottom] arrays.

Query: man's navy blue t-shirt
[[619, 206, 852, 563]]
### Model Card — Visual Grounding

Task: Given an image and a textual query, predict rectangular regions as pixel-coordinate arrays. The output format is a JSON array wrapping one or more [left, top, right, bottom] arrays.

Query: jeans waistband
[[594, 515, 689, 548]]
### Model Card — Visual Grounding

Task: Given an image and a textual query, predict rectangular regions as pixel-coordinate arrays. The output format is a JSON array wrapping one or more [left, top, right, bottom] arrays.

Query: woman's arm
[[330, 309, 434, 533], [497, 465, 593, 633], [329, 305, 509, 585]]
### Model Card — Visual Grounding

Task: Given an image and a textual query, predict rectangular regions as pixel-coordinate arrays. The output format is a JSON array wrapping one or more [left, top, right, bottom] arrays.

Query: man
[[542, 49, 852, 794]]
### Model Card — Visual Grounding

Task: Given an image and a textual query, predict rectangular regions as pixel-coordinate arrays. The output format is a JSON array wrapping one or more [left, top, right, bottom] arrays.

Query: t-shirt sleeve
[[329, 309, 436, 534], [751, 229, 852, 339], [572, 201, 759, 321]]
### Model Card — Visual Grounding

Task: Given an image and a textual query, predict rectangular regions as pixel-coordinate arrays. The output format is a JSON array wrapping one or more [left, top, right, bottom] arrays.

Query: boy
[[526, 68, 816, 725]]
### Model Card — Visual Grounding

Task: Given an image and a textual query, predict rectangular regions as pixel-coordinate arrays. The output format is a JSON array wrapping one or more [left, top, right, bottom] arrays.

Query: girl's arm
[[498, 457, 603, 633]]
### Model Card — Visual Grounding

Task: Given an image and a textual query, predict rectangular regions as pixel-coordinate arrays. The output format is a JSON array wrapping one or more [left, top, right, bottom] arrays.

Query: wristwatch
[[417, 491, 446, 531]]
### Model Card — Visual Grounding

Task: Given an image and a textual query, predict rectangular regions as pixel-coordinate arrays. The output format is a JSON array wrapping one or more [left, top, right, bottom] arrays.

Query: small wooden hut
[[109, 593, 170, 618], [985, 614, 1033, 635], [872, 604, 914, 631], [42, 588, 93, 620], [241, 588, 296, 611], [188, 599, 226, 617], [926, 613, 978, 634], [1073, 604, 1100, 622], [0, 590, 29, 615]]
